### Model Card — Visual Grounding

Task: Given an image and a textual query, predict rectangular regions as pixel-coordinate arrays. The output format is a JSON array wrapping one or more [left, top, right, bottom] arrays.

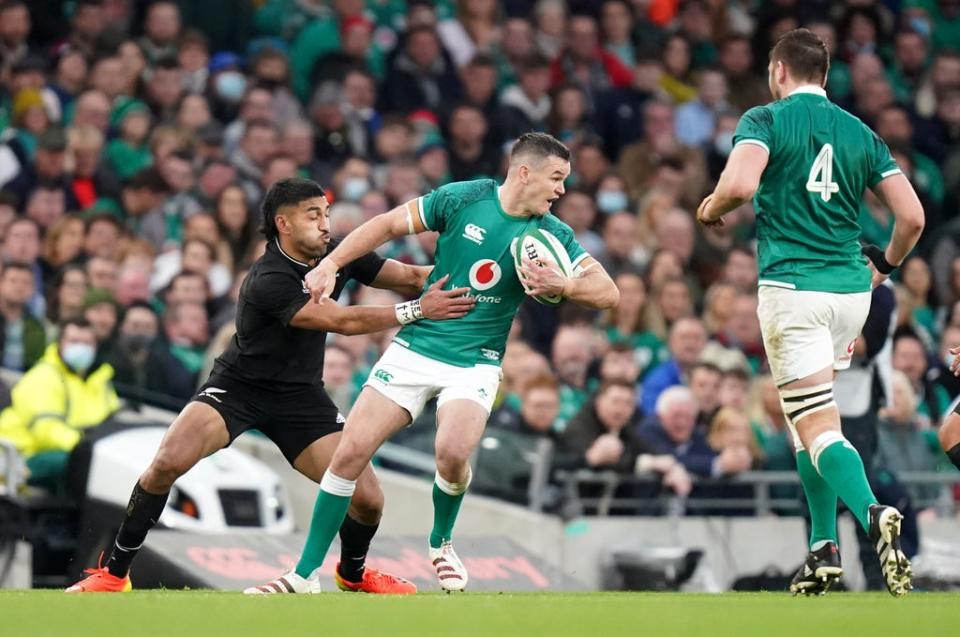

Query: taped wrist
[[861, 243, 896, 275], [395, 299, 423, 324]]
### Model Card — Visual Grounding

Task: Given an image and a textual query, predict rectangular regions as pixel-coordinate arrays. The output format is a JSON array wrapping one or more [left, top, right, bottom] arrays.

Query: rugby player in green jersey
[[698, 29, 925, 596], [287, 133, 618, 591]]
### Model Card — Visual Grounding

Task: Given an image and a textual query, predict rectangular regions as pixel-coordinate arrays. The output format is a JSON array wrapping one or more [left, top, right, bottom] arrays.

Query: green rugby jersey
[[395, 179, 588, 367], [733, 85, 901, 293]]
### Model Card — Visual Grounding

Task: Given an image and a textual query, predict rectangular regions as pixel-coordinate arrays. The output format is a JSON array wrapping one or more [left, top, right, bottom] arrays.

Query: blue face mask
[[596, 190, 628, 214], [714, 131, 734, 157], [341, 177, 370, 202], [909, 16, 932, 38], [62, 343, 96, 373], [215, 71, 247, 103]]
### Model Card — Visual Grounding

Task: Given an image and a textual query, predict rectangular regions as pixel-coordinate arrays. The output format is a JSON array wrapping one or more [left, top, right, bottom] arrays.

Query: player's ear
[[275, 213, 290, 236], [518, 163, 529, 184]]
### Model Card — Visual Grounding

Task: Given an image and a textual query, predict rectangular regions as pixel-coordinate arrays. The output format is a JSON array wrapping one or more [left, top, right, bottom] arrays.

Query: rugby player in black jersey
[[67, 178, 474, 594]]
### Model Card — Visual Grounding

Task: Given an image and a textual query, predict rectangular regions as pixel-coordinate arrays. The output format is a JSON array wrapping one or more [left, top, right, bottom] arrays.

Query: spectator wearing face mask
[[106, 301, 194, 408], [0, 317, 119, 492]]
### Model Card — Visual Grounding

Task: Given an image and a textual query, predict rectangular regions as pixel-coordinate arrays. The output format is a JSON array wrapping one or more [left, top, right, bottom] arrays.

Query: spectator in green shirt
[[603, 270, 669, 380]]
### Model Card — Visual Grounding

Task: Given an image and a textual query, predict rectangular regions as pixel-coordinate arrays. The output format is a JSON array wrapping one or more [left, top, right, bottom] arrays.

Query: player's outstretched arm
[[369, 260, 433, 297], [290, 274, 475, 335], [865, 174, 925, 282], [306, 201, 425, 301], [697, 143, 769, 226], [520, 256, 619, 309]]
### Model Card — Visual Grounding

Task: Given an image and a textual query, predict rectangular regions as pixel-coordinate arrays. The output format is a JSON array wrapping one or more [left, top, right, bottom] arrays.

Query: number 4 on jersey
[[806, 143, 840, 202]]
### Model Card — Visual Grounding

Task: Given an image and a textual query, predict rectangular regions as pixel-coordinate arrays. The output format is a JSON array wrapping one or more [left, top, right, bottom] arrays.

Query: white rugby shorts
[[757, 286, 872, 386], [363, 343, 502, 420]]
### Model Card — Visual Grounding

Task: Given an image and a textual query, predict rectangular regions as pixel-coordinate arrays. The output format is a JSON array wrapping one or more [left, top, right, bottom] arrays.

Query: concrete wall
[[233, 434, 960, 592]]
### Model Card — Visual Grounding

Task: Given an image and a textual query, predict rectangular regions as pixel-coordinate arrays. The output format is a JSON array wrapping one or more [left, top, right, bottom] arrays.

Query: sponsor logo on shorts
[[477, 387, 489, 399], [374, 369, 393, 384], [336, 413, 346, 424], [462, 224, 486, 245], [480, 348, 501, 361], [469, 259, 502, 291], [840, 339, 857, 360], [198, 387, 227, 403]]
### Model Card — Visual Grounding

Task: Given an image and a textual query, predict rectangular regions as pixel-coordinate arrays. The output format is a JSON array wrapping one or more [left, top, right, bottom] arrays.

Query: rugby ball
[[512, 228, 575, 305]]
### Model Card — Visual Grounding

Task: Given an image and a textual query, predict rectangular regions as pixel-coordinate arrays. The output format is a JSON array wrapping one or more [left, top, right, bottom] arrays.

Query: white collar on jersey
[[275, 238, 311, 267], [788, 85, 827, 98]]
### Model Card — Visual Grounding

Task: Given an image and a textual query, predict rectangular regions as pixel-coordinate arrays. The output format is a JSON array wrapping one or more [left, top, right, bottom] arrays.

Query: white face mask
[[62, 342, 96, 372], [713, 131, 734, 157], [341, 177, 370, 202], [596, 190, 628, 214], [215, 71, 247, 103]]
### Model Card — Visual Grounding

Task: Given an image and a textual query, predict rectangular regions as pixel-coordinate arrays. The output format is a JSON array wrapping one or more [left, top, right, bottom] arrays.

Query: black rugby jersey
[[212, 238, 385, 388]]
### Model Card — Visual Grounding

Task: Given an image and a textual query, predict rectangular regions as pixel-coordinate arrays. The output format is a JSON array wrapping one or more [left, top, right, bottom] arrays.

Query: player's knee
[[434, 445, 471, 478], [144, 449, 191, 490]]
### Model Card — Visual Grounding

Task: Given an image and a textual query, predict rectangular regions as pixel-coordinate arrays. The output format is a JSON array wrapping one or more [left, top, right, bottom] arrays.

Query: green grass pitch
[[1, 591, 958, 637]]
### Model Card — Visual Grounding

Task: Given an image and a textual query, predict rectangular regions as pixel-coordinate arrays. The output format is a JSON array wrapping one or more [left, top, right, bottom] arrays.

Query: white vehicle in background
[[1, 407, 293, 589]]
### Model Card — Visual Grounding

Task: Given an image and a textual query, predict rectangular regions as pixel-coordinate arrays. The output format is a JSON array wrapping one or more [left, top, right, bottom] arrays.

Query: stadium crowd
[[0, 0, 958, 507]]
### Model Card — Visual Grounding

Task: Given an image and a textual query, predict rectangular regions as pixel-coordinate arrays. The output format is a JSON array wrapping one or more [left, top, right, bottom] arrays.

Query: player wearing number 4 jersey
[[285, 133, 619, 591], [698, 29, 925, 597]]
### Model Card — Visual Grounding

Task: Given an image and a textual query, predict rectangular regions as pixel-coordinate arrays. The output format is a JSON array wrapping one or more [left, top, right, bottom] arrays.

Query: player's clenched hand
[[419, 274, 476, 320], [696, 194, 724, 227], [519, 256, 567, 298], [866, 260, 887, 289], [306, 258, 339, 303]]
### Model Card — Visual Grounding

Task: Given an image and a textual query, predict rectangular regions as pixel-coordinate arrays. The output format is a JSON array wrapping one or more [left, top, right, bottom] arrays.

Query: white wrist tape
[[395, 299, 424, 324]]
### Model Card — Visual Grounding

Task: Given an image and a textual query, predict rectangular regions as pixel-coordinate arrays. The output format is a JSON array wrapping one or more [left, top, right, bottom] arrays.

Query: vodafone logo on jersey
[[469, 259, 502, 291]]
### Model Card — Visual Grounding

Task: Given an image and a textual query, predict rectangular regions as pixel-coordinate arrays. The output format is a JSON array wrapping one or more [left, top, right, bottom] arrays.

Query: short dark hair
[[467, 53, 496, 69], [169, 269, 208, 291], [59, 316, 93, 339], [691, 361, 722, 378], [259, 177, 326, 241], [0, 1, 27, 12], [518, 52, 551, 72], [596, 378, 637, 397], [32, 179, 62, 194], [122, 300, 158, 323], [606, 342, 635, 356], [1, 261, 34, 279], [85, 212, 123, 234], [893, 325, 923, 346], [183, 237, 216, 261], [770, 28, 830, 84], [722, 367, 750, 383], [243, 118, 278, 138], [510, 132, 570, 164], [126, 168, 169, 194], [153, 54, 181, 72], [179, 28, 209, 52]]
